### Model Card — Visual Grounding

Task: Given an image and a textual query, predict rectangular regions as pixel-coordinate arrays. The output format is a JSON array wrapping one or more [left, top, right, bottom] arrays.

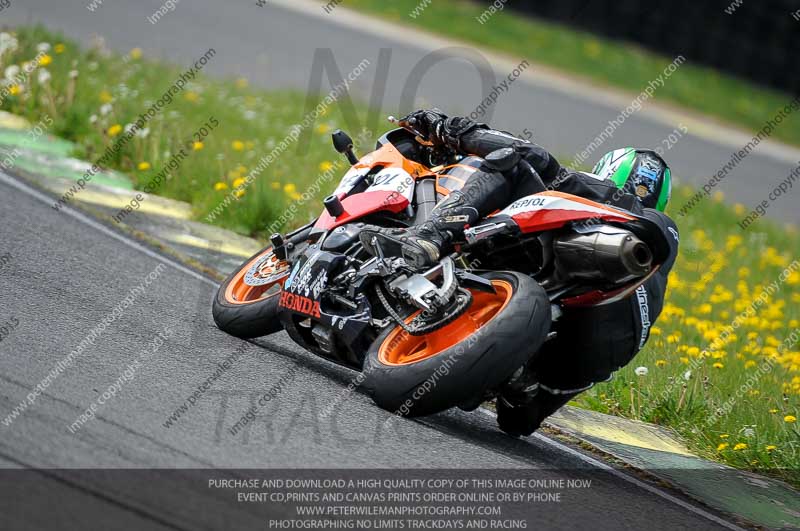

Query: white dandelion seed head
[[0, 33, 19, 55], [100, 103, 113, 116], [634, 366, 648, 377], [37, 69, 51, 85], [4, 65, 20, 81], [36, 42, 51, 53]]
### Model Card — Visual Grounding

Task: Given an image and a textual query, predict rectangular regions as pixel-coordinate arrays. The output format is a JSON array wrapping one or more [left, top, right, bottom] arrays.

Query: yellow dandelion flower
[[232, 177, 246, 189], [584, 40, 602, 58], [769, 408, 779, 414], [748, 389, 760, 397], [192, 141, 204, 151], [270, 182, 281, 190], [99, 90, 113, 103], [319, 161, 334, 172], [232, 140, 245, 151], [717, 443, 729, 451], [184, 91, 200, 102], [679, 357, 689, 364], [130, 48, 143, 60], [719, 434, 729, 439], [137, 162, 151, 171], [213, 182, 228, 191], [38, 54, 53, 66], [8, 85, 20, 96], [784, 415, 797, 423], [283, 183, 297, 194], [315, 123, 330, 134], [744, 360, 757, 369], [655, 359, 667, 367], [733, 203, 746, 215], [54, 43, 66, 54], [733, 443, 747, 451], [687, 346, 701, 358], [235, 77, 249, 89], [713, 190, 724, 201], [667, 334, 680, 344], [790, 319, 799, 329], [234, 189, 245, 198], [712, 362, 724, 369], [107, 124, 123, 137], [290, 192, 303, 201], [765, 445, 777, 452]]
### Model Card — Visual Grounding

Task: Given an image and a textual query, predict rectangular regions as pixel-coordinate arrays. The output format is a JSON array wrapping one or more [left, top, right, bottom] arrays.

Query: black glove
[[404, 109, 488, 150], [402, 108, 448, 144]]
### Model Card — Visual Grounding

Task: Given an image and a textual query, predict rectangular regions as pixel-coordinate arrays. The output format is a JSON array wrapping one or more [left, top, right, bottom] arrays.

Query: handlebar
[[388, 115, 434, 146]]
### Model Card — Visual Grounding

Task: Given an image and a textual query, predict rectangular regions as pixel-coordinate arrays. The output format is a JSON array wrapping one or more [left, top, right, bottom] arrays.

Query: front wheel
[[362, 271, 551, 417], [212, 245, 290, 338]]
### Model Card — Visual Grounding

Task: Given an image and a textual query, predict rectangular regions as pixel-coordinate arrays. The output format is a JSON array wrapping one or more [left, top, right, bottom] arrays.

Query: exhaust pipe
[[554, 228, 652, 284]]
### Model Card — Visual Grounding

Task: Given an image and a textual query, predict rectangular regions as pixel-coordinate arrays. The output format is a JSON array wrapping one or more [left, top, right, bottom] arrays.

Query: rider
[[360, 109, 680, 435]]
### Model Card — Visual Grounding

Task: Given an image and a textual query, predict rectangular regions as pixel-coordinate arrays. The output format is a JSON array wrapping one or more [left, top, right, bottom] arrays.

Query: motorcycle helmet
[[592, 148, 672, 211]]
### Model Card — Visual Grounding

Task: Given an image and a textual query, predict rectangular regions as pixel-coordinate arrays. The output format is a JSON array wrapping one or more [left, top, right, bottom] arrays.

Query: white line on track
[[270, 0, 800, 166], [0, 171, 217, 287], [2, 171, 744, 531], [479, 408, 746, 531]]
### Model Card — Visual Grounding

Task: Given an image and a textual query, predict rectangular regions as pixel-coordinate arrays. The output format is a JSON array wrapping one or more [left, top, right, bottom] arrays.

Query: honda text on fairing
[[211, 116, 672, 429]]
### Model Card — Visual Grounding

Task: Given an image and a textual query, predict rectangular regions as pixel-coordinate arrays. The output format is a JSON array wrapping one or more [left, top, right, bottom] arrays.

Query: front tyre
[[212, 245, 290, 338], [363, 271, 551, 417]]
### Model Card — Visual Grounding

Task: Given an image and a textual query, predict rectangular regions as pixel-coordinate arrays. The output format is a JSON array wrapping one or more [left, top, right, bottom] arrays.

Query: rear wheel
[[212, 245, 290, 338], [363, 271, 551, 417]]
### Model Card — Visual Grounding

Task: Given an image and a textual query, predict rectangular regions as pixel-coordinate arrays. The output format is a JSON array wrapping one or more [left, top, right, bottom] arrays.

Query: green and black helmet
[[592, 148, 672, 212]]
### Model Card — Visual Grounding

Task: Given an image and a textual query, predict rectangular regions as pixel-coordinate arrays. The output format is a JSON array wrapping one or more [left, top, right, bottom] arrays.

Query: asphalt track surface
[[3, 0, 800, 225], [0, 2, 763, 529], [0, 169, 751, 531]]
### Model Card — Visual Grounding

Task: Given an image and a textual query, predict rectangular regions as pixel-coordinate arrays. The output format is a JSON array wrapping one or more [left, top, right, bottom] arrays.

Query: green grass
[[346, 0, 800, 148], [0, 26, 370, 239], [2, 26, 799, 484], [579, 186, 800, 485]]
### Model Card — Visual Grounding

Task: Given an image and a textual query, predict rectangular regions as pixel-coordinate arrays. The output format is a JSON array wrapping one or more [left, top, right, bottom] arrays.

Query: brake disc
[[244, 251, 290, 286]]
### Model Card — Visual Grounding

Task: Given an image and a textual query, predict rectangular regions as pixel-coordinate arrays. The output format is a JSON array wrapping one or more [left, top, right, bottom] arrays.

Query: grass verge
[[345, 0, 800, 148], [1, 26, 798, 484], [0, 26, 369, 239]]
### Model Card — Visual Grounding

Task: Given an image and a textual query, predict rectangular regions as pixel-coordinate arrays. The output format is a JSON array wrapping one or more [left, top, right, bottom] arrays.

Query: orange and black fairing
[[313, 142, 436, 231], [435, 156, 484, 198]]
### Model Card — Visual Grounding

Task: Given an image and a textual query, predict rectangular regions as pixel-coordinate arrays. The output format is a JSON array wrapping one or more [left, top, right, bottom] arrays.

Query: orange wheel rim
[[224, 247, 290, 305], [378, 280, 513, 366]]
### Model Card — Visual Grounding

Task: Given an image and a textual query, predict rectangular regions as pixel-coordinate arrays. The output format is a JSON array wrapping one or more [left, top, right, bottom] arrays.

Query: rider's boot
[[360, 170, 510, 269]]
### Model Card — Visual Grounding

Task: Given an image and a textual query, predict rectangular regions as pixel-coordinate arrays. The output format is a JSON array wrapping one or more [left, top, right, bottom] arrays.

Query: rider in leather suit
[[360, 109, 680, 435]]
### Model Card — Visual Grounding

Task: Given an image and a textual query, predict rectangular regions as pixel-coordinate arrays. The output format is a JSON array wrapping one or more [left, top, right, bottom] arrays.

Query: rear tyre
[[212, 245, 290, 339], [363, 271, 551, 417]]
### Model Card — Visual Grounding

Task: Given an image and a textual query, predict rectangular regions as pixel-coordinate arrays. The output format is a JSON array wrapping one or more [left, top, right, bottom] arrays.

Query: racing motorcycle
[[212, 116, 671, 432]]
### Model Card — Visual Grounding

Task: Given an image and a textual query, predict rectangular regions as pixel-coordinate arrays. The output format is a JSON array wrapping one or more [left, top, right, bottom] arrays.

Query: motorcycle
[[212, 116, 671, 432]]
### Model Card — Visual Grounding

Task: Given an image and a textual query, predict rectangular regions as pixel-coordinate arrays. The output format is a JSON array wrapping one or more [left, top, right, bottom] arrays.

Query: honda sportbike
[[212, 117, 671, 432]]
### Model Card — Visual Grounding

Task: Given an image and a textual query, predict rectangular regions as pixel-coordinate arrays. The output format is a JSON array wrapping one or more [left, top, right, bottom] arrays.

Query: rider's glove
[[406, 109, 488, 149], [404, 108, 448, 144]]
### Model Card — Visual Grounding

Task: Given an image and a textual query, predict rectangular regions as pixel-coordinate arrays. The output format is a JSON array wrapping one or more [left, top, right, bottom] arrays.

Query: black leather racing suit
[[433, 119, 680, 431]]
